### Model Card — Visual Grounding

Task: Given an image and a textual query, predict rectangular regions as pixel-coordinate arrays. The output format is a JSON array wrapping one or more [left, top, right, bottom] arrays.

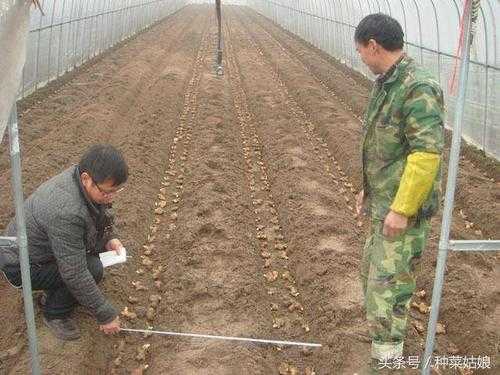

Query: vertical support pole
[[73, 0, 83, 68], [421, 1, 476, 374], [34, 0, 45, 91], [429, 0, 442, 84], [215, 0, 223, 75], [65, 0, 75, 73], [109, 0, 115, 47], [56, 0, 67, 78], [8, 106, 41, 375], [81, 0, 91, 66], [410, 0, 424, 65], [128, 0, 133, 39], [479, 7, 489, 155], [47, 0, 57, 83], [89, 0, 97, 58]]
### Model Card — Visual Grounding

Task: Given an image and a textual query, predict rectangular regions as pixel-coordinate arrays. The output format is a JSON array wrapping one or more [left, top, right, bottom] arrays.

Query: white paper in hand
[[99, 247, 127, 268]]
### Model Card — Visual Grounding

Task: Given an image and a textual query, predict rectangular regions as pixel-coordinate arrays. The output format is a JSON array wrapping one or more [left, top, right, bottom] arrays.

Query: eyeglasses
[[92, 179, 125, 197]]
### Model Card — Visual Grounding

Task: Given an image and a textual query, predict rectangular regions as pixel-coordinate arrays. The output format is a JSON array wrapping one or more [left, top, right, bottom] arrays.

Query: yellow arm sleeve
[[390, 152, 440, 217]]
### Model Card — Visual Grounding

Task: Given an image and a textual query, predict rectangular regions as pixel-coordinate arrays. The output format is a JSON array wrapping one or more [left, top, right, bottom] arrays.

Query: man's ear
[[368, 39, 378, 53], [80, 172, 91, 185]]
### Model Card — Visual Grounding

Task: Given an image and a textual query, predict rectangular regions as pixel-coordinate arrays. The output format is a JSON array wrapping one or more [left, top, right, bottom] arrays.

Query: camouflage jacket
[[362, 55, 444, 221]]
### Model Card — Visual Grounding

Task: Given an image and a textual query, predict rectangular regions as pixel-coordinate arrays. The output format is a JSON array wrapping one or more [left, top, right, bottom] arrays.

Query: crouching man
[[0, 144, 128, 341]]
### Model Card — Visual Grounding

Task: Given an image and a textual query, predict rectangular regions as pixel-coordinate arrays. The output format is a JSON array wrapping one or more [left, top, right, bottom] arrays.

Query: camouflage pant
[[360, 218, 431, 360]]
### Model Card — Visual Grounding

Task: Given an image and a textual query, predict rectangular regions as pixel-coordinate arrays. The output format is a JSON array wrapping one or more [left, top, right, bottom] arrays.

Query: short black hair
[[79, 144, 128, 186], [355, 13, 404, 51]]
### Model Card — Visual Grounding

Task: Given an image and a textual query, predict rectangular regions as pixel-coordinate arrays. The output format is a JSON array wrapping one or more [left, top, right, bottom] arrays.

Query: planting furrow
[[224, 17, 318, 375], [109, 14, 212, 374], [231, 8, 359, 224]]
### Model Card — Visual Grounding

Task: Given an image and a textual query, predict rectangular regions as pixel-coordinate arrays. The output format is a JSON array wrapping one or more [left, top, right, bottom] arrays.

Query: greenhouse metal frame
[[1, 0, 498, 374], [247, 0, 499, 160]]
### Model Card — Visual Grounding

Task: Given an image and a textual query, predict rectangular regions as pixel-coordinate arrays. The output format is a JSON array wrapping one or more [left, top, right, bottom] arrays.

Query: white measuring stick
[[121, 327, 322, 348]]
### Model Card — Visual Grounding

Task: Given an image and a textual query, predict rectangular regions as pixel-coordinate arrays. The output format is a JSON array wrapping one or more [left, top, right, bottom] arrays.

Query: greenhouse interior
[[0, 0, 498, 374]]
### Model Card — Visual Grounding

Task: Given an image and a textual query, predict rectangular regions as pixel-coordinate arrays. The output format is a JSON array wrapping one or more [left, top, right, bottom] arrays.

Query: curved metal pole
[[110, 0, 116, 47], [323, 0, 331, 55], [294, 0, 299, 36], [331, 0, 342, 60], [353, 0, 365, 69], [478, 4, 490, 153], [127, 0, 133, 40], [428, 0, 441, 85], [356, 0, 371, 75], [101, 0, 109, 53], [56, 0, 67, 77], [450, 0, 461, 20], [89, 0, 98, 58], [483, 0, 496, 65], [326, 0, 335, 55], [319, 0, 326, 51], [320, 0, 328, 51], [305, 1, 312, 45], [273, 0, 278, 24], [328, 0, 338, 57], [72, 0, 84, 68], [119, 0, 126, 41], [343, 0, 355, 67], [302, 0, 311, 43], [309, 0, 316, 47], [409, 0, 424, 64], [34, 0, 45, 91], [64, 0, 77, 73], [81, 0, 91, 65], [481, 0, 497, 153], [306, 1, 313, 45], [318, 0, 327, 50], [381, 0, 392, 15], [47, 0, 57, 83], [397, 0, 408, 53], [335, 0, 347, 64], [371, 0, 383, 13], [104, 0, 113, 50], [365, 0, 373, 14], [356, 0, 364, 17]]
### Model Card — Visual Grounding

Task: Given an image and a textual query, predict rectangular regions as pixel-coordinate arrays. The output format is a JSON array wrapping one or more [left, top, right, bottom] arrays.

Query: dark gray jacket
[[0, 165, 118, 324]]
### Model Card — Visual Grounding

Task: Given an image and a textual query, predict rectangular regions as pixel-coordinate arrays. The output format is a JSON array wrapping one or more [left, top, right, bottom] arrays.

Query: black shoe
[[42, 316, 81, 341], [37, 293, 47, 309]]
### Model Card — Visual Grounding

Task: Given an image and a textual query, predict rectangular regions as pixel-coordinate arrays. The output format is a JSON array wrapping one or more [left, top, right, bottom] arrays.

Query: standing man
[[1, 144, 128, 340], [354, 13, 444, 370]]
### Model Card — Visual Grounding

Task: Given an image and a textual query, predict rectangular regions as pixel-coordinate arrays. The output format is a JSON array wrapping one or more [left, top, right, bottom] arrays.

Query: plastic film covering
[[18, 0, 187, 99], [246, 0, 499, 160]]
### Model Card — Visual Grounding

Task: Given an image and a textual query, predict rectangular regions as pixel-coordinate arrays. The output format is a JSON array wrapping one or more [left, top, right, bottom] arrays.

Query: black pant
[[2, 255, 103, 320]]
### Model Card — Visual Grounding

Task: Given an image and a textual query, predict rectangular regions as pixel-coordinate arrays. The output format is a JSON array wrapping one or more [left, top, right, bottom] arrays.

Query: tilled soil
[[0, 5, 498, 375]]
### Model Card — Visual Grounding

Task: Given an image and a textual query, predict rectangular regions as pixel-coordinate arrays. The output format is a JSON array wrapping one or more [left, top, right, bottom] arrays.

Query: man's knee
[[86, 256, 103, 283]]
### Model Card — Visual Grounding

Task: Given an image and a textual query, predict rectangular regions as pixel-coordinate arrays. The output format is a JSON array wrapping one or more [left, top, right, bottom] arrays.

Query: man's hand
[[99, 316, 120, 335], [383, 210, 408, 238], [106, 238, 123, 254], [355, 189, 366, 217]]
